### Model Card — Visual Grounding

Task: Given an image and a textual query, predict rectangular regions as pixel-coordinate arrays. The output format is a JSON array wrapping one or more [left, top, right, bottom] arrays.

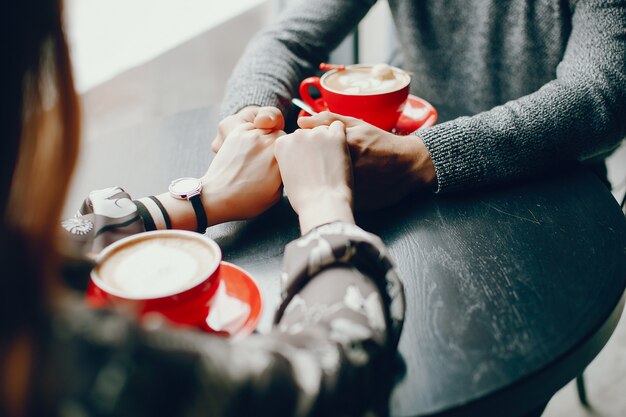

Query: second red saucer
[[297, 94, 437, 135]]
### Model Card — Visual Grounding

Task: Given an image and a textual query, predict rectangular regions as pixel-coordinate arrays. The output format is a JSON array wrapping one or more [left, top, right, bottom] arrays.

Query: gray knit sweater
[[220, 0, 626, 192]]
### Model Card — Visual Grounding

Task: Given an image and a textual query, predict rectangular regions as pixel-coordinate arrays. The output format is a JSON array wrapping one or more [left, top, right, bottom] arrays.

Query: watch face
[[169, 177, 201, 197]]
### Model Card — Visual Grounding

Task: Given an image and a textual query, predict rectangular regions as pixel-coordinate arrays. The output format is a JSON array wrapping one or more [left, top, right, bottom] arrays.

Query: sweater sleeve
[[419, 0, 626, 192], [218, 0, 376, 119]]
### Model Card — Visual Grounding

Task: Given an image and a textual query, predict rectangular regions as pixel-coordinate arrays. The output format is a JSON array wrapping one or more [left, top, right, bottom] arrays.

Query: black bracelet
[[149, 196, 172, 229], [133, 200, 157, 231]]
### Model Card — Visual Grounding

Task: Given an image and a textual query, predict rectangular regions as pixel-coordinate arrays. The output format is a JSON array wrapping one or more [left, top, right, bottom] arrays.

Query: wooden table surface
[[68, 105, 626, 417]]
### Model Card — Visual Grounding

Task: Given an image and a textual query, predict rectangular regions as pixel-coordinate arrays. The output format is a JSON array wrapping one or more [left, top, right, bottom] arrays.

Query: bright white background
[[65, 0, 265, 92]]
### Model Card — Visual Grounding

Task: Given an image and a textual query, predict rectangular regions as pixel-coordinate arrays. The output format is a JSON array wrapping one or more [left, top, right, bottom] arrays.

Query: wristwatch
[[168, 177, 208, 233]]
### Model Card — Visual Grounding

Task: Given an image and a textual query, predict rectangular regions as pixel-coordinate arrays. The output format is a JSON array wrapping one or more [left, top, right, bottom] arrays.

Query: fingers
[[260, 129, 286, 149], [275, 122, 346, 161], [297, 111, 358, 129], [212, 111, 250, 153], [276, 123, 339, 143], [213, 106, 283, 153], [273, 135, 289, 163], [223, 126, 283, 159], [254, 107, 285, 130]]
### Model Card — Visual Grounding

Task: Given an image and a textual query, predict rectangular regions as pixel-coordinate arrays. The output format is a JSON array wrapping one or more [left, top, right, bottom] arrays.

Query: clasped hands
[[204, 105, 436, 233]]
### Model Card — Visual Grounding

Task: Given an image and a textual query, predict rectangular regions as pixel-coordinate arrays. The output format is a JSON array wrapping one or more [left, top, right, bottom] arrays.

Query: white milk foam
[[324, 67, 409, 95], [98, 236, 213, 298]]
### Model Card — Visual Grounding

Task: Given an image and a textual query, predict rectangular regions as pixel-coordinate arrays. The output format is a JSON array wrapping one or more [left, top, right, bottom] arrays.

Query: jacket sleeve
[[60, 187, 147, 255], [55, 221, 404, 416], [419, 0, 626, 192], [140, 222, 405, 417], [218, 0, 376, 119]]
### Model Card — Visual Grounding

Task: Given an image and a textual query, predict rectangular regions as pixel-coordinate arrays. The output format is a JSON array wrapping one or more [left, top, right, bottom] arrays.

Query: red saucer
[[85, 261, 263, 338], [297, 94, 437, 135], [204, 261, 263, 338]]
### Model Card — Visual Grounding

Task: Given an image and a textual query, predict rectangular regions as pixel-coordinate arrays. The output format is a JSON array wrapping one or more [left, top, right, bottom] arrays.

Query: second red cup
[[299, 64, 411, 131]]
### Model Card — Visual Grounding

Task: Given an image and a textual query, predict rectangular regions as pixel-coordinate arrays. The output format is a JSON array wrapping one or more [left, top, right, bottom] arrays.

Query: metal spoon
[[291, 98, 318, 116]]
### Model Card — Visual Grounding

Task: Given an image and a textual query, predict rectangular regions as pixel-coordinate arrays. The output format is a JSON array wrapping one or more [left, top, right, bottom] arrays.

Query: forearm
[[138, 186, 231, 232], [419, 0, 626, 192], [219, 0, 375, 119], [421, 81, 625, 192]]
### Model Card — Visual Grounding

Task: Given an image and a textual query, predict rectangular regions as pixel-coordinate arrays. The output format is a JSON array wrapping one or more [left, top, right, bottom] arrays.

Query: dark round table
[[69, 105, 626, 417]]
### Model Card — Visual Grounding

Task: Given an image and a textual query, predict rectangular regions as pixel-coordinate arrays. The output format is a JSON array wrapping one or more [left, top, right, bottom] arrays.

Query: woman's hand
[[212, 106, 284, 153], [298, 112, 436, 210], [274, 120, 355, 234], [203, 122, 284, 224]]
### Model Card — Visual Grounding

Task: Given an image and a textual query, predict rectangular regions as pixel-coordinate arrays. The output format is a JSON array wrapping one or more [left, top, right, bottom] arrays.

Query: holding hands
[[210, 107, 437, 228], [207, 109, 356, 234], [299, 112, 436, 210], [211, 106, 358, 233]]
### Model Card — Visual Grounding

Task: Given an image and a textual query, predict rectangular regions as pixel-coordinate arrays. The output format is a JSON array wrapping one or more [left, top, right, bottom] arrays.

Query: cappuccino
[[95, 233, 217, 298], [323, 65, 410, 95]]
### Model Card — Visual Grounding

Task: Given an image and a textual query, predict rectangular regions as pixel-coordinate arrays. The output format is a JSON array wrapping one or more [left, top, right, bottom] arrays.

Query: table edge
[[404, 286, 626, 417]]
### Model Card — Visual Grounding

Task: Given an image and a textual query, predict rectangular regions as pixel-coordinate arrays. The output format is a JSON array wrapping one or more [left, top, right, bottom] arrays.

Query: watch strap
[[190, 194, 208, 233]]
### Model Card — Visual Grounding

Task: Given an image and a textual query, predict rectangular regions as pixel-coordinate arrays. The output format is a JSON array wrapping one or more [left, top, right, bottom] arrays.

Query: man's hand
[[298, 112, 437, 210], [212, 106, 284, 153]]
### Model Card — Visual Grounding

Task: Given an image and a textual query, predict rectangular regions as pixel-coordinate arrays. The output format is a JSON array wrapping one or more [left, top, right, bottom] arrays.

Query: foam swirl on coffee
[[323, 65, 409, 95], [97, 236, 214, 298]]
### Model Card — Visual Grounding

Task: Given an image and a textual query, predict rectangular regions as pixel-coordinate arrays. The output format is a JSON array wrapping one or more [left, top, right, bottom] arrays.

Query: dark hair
[[0, 0, 80, 411]]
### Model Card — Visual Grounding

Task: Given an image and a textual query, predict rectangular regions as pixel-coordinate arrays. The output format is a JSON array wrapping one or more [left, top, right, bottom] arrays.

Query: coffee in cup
[[96, 233, 215, 298], [299, 64, 411, 131], [89, 230, 222, 328], [323, 64, 410, 95]]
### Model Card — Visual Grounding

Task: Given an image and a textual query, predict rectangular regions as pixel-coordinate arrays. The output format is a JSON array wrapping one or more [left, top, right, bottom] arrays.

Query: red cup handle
[[299, 76, 327, 113]]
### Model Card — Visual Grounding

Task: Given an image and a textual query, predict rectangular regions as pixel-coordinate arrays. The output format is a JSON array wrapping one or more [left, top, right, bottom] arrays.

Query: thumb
[[254, 107, 285, 130]]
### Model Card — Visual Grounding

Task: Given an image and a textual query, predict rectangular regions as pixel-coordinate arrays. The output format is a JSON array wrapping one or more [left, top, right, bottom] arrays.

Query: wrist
[[409, 136, 437, 190], [297, 190, 354, 235], [144, 193, 197, 231], [134, 196, 172, 230], [199, 176, 232, 226], [136, 173, 232, 232]]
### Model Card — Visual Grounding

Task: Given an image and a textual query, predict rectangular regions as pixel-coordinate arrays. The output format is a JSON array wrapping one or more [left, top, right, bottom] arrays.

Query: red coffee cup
[[299, 64, 410, 131], [87, 230, 222, 331]]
